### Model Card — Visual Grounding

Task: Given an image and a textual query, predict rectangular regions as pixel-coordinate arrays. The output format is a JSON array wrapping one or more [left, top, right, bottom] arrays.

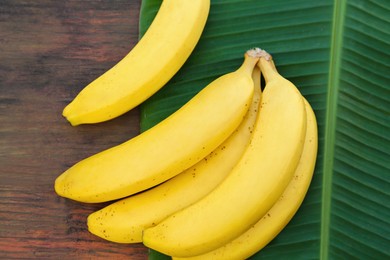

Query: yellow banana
[[173, 98, 318, 260], [54, 50, 260, 203], [86, 65, 262, 243], [142, 51, 307, 257], [63, 0, 210, 125]]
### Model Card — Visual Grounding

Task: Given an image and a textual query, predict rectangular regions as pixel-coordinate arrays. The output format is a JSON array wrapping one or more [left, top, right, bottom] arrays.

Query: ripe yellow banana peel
[[55, 50, 260, 203], [63, 0, 210, 125]]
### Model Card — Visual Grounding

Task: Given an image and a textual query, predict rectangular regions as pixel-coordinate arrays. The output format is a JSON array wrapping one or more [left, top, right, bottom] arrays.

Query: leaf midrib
[[321, 0, 347, 259]]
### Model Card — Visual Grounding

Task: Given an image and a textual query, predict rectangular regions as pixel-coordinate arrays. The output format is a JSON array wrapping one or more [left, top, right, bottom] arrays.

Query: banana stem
[[241, 48, 262, 74], [257, 50, 279, 83]]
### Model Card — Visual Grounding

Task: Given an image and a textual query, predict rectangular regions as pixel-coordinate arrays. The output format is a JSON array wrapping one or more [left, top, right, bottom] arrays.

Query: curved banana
[[86, 65, 262, 243], [54, 50, 259, 203], [173, 98, 318, 260], [63, 0, 210, 125], [142, 51, 307, 257]]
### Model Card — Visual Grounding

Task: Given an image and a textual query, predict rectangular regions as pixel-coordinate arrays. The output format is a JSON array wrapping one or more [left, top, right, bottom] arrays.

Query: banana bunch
[[142, 53, 318, 258], [55, 1, 318, 257]]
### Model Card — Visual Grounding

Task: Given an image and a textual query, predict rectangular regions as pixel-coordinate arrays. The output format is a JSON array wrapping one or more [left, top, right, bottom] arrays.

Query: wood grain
[[0, 0, 149, 258]]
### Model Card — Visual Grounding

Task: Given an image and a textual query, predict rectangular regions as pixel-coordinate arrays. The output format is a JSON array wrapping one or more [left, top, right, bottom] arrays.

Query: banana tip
[[62, 104, 79, 126], [62, 104, 70, 117], [54, 173, 69, 198], [62, 111, 79, 126], [54, 181, 63, 198]]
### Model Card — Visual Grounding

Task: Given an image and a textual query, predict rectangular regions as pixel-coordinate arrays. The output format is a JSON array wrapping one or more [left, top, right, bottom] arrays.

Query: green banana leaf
[[138, 0, 390, 259]]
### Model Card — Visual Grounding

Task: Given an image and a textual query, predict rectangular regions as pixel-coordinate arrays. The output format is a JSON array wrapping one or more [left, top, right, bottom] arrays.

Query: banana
[[54, 50, 260, 203], [142, 51, 307, 257], [173, 98, 318, 260], [86, 65, 262, 243], [63, 0, 210, 125]]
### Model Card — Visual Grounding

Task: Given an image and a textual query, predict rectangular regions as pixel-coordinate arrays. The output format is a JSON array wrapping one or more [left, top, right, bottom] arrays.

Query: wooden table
[[1, 0, 149, 258]]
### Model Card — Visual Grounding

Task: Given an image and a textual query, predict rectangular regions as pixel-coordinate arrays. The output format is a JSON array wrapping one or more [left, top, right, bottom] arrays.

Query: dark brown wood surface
[[0, 0, 150, 258]]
